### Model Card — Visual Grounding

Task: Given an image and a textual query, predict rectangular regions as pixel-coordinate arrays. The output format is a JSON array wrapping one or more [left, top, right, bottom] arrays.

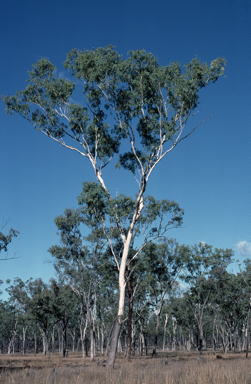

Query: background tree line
[[1, 216, 250, 360]]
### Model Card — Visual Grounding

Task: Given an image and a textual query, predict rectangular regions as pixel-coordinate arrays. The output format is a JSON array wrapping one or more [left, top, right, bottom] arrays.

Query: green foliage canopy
[[2, 46, 226, 183]]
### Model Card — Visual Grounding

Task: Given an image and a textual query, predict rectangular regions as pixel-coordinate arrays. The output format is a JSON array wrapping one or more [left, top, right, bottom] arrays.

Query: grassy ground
[[0, 350, 251, 384]]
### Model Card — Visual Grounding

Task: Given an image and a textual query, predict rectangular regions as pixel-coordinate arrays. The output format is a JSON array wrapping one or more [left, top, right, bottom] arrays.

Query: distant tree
[[180, 242, 234, 354], [211, 270, 248, 354], [2, 46, 226, 367], [212, 261, 251, 355], [0, 300, 18, 354], [49, 208, 108, 360], [168, 291, 195, 351], [239, 259, 251, 357], [6, 278, 31, 355], [141, 239, 184, 355], [25, 279, 55, 356], [49, 279, 79, 357]]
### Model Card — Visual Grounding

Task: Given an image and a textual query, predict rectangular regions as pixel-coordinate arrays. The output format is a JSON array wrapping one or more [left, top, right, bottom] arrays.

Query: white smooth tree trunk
[[22, 326, 27, 356], [8, 320, 17, 356], [80, 316, 88, 359], [101, 325, 104, 354], [163, 314, 168, 351]]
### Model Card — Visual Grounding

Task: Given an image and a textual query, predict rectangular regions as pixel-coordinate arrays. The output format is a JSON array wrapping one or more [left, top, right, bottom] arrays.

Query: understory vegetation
[[1, 351, 251, 384]]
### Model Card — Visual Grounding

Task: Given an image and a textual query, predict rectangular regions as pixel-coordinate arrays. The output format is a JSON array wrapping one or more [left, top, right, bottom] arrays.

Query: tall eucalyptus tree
[[2, 46, 225, 366]]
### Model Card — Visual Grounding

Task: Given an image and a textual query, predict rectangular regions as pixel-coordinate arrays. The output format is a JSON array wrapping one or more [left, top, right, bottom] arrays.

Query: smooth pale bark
[[105, 175, 147, 368], [97, 327, 100, 353], [172, 318, 177, 351], [163, 314, 168, 351], [125, 273, 133, 360], [8, 320, 17, 356], [118, 335, 123, 353], [85, 302, 96, 360], [154, 301, 165, 355], [8, 332, 16, 355], [106, 199, 144, 368], [42, 329, 49, 356], [101, 326, 104, 354], [80, 316, 88, 359], [22, 326, 27, 356], [90, 326, 96, 360]]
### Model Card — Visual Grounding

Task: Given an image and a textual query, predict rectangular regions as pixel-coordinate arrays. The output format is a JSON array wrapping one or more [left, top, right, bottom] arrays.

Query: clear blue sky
[[0, 0, 250, 298]]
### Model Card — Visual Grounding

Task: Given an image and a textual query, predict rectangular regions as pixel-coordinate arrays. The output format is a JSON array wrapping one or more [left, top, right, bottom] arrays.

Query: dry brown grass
[[1, 350, 251, 384]]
